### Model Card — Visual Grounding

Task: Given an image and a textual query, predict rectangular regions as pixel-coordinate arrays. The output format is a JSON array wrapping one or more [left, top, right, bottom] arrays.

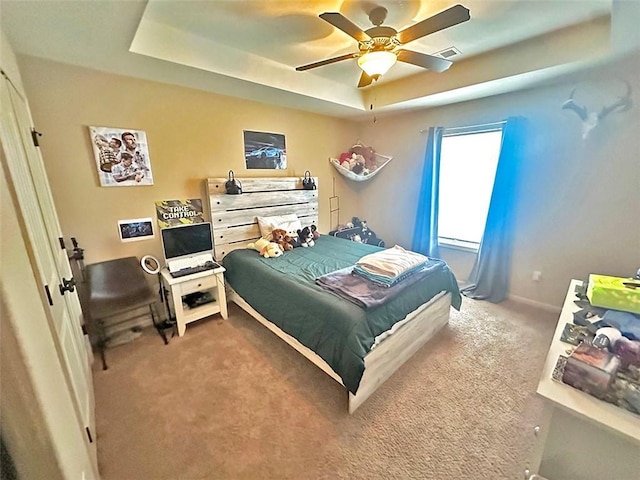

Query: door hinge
[[59, 237, 66, 249], [85, 426, 93, 443], [31, 128, 42, 147], [44, 285, 53, 306], [59, 277, 76, 295]]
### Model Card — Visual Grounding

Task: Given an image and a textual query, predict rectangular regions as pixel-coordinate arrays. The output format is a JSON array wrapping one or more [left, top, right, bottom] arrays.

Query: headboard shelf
[[207, 177, 312, 194], [206, 176, 319, 260], [211, 189, 317, 211]]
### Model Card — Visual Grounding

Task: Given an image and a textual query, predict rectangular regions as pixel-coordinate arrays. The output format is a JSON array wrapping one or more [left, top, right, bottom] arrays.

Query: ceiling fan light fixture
[[357, 51, 397, 77]]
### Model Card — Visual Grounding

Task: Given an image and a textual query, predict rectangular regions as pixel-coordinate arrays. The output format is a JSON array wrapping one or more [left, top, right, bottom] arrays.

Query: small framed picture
[[117, 217, 155, 242]]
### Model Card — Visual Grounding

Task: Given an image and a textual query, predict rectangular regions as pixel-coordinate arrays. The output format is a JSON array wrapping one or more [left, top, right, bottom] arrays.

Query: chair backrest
[[86, 256, 155, 320]]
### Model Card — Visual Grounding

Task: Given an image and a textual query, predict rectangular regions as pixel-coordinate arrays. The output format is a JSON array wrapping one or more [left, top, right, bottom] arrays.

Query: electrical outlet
[[532, 270, 542, 281]]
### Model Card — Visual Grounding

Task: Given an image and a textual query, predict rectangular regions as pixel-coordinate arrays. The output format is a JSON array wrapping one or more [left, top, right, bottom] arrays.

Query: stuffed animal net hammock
[[329, 153, 392, 182]]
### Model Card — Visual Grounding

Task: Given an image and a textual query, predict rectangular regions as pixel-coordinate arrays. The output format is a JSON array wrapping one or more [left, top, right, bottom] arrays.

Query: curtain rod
[[419, 120, 506, 133]]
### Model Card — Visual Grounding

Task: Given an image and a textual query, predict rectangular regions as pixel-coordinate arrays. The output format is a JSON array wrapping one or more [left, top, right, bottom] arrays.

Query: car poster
[[243, 130, 287, 170]]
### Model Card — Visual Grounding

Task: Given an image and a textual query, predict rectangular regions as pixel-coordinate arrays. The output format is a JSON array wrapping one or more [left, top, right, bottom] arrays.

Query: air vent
[[434, 46, 461, 59]]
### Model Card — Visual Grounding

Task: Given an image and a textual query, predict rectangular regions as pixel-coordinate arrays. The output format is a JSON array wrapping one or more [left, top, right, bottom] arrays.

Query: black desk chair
[[86, 256, 169, 370]]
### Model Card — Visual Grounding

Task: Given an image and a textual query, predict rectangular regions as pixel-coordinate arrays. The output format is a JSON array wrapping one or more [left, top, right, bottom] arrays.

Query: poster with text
[[89, 126, 154, 187], [156, 199, 204, 229], [243, 130, 287, 169]]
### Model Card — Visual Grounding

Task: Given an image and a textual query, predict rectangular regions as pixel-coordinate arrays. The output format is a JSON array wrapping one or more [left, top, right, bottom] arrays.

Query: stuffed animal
[[247, 237, 283, 258], [297, 226, 315, 247], [338, 152, 368, 175], [338, 152, 351, 165], [271, 228, 293, 251], [348, 143, 377, 171], [310, 224, 320, 240], [353, 217, 385, 247], [262, 242, 283, 258]]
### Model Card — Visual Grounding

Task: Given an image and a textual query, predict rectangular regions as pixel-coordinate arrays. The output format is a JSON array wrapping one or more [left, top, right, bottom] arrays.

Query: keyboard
[[168, 253, 213, 273], [169, 261, 220, 278]]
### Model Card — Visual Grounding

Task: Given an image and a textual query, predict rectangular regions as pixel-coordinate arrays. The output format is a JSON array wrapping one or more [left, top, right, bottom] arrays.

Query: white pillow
[[257, 214, 302, 240]]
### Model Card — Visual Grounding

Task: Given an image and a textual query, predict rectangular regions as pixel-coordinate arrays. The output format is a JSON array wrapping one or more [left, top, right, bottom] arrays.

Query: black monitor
[[161, 222, 213, 261]]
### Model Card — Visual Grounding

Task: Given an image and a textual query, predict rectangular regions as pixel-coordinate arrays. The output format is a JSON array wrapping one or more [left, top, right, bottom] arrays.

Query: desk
[[531, 279, 640, 479], [160, 266, 228, 336]]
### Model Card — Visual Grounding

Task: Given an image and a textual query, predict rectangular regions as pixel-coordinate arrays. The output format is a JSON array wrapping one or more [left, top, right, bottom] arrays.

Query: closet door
[[0, 73, 96, 467]]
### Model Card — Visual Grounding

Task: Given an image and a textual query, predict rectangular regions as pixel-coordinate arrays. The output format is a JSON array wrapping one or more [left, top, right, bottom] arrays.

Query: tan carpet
[[93, 297, 557, 479]]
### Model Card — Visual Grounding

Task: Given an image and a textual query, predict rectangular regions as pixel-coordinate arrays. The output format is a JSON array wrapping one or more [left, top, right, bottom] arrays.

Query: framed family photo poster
[[243, 130, 287, 170], [89, 126, 154, 187]]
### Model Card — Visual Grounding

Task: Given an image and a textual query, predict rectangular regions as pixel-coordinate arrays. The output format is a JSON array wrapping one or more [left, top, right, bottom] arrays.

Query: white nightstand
[[160, 266, 228, 336]]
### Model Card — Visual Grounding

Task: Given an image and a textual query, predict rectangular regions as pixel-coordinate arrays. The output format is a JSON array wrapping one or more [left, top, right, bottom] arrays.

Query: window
[[437, 125, 503, 251]]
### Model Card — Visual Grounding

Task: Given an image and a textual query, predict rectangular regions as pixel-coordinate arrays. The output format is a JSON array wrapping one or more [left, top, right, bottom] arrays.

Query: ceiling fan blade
[[396, 4, 470, 44], [319, 12, 371, 42], [357, 72, 374, 88], [296, 53, 359, 71], [396, 49, 452, 73]]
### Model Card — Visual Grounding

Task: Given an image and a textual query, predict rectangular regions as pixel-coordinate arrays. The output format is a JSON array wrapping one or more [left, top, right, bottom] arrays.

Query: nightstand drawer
[[177, 274, 217, 296]]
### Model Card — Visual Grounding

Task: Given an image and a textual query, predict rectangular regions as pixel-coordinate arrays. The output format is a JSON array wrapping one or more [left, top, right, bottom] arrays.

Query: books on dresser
[[562, 342, 621, 400]]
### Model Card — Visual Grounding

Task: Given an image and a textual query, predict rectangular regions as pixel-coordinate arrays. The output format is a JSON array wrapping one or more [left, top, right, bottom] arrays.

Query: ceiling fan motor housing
[[360, 27, 399, 52]]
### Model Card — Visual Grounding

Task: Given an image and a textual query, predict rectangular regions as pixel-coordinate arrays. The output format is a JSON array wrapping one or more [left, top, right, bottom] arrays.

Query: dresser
[[529, 279, 640, 479]]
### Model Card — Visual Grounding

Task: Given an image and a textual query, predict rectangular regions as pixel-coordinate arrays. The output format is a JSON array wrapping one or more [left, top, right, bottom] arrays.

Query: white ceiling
[[1, 0, 614, 118]]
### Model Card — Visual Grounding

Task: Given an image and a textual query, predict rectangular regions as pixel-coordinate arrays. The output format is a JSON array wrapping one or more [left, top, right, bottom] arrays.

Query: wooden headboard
[[206, 176, 319, 260]]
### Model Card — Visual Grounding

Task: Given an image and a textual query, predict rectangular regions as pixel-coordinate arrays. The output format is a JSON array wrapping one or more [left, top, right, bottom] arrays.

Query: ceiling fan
[[296, 4, 470, 88]]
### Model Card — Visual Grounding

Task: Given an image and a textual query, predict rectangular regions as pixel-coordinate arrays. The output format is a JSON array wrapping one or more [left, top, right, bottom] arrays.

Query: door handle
[[59, 277, 76, 295]]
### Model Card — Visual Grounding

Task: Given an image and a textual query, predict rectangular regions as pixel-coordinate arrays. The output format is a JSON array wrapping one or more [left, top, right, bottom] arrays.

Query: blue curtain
[[461, 116, 526, 302], [411, 127, 443, 257]]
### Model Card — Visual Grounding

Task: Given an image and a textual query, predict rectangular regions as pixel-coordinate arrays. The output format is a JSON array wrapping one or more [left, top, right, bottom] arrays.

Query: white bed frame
[[206, 176, 451, 413]]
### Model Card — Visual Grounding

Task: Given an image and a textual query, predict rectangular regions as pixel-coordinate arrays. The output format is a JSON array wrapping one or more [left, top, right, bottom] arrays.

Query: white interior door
[[0, 73, 96, 467]]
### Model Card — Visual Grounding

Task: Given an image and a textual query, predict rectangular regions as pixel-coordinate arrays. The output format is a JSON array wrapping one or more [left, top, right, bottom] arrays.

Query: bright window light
[[438, 128, 503, 250]]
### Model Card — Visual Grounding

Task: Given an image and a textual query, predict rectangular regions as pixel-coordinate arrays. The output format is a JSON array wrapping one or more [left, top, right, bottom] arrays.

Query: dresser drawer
[[177, 274, 217, 296]]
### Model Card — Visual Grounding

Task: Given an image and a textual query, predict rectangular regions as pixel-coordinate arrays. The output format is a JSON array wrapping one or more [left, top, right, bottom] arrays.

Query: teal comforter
[[223, 235, 461, 394]]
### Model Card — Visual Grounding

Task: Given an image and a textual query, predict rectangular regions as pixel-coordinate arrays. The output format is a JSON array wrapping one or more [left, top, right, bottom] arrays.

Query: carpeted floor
[[93, 297, 557, 479]]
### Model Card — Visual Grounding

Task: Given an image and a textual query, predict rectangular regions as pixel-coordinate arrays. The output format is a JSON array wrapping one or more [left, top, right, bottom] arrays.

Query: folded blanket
[[353, 262, 427, 287], [356, 245, 429, 279], [316, 260, 446, 309]]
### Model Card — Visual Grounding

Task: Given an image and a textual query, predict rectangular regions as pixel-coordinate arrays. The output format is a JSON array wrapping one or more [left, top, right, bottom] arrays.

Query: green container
[[587, 274, 640, 314]]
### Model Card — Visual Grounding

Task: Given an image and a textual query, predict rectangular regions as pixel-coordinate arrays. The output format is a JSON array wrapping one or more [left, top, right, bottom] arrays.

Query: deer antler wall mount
[[562, 80, 632, 139]]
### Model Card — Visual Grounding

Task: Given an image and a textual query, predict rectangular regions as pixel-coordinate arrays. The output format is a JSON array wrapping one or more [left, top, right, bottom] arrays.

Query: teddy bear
[[310, 224, 320, 240], [296, 226, 315, 247], [247, 237, 283, 258], [271, 228, 293, 251], [338, 152, 368, 175], [349, 143, 377, 172]]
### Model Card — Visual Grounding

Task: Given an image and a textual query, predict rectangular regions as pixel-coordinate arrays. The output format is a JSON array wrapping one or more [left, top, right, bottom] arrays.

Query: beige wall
[[18, 57, 360, 265], [357, 53, 640, 308], [17, 53, 640, 309]]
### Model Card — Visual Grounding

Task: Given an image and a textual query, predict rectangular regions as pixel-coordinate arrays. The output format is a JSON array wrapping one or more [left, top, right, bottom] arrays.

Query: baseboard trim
[[507, 294, 561, 314]]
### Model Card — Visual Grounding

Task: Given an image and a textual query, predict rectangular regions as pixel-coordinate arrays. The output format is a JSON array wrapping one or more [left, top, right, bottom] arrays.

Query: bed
[[206, 176, 461, 413]]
